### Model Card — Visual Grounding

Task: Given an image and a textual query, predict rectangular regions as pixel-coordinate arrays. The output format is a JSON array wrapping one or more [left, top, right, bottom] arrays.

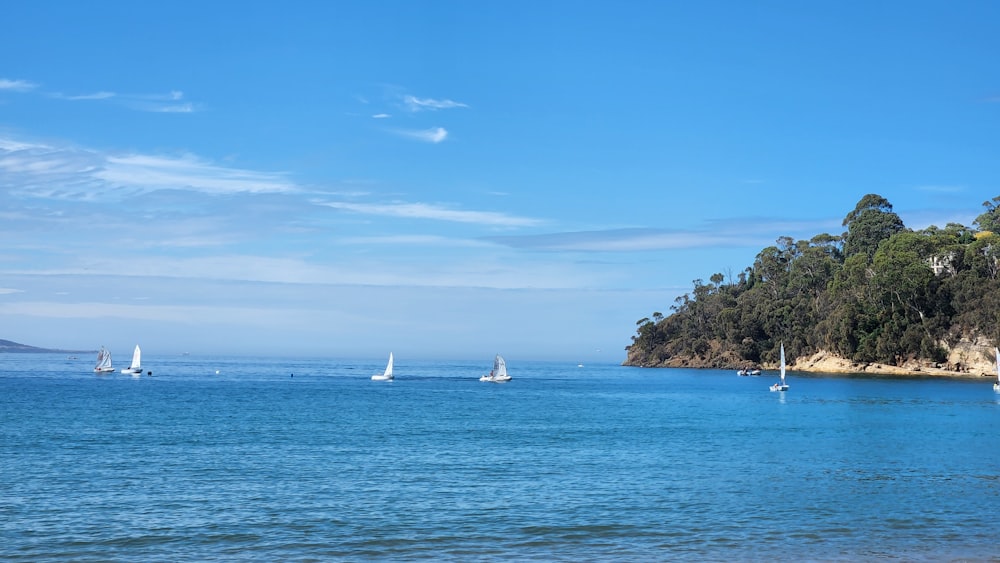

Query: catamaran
[[480, 354, 511, 383], [120, 345, 142, 376], [770, 343, 789, 392], [371, 352, 394, 381], [94, 346, 114, 373]]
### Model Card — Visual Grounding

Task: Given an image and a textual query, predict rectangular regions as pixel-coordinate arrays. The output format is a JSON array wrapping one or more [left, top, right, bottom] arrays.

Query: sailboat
[[994, 347, 999, 392], [120, 345, 142, 376], [770, 343, 789, 392], [371, 352, 394, 381], [93, 346, 114, 373], [480, 354, 511, 383]]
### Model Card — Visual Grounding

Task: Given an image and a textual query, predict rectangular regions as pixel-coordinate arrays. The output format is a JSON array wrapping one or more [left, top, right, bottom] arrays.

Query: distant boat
[[93, 346, 114, 373], [994, 347, 999, 393], [770, 343, 789, 392], [480, 354, 511, 383], [371, 353, 394, 381], [120, 345, 142, 376]]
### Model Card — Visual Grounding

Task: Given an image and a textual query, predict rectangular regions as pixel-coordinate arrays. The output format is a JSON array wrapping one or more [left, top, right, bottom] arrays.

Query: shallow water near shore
[[2, 354, 999, 561]]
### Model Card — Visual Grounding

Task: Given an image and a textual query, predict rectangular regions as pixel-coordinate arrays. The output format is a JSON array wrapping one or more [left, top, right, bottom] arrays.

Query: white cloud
[[320, 200, 542, 227], [0, 79, 38, 92], [396, 127, 448, 143], [0, 138, 51, 152], [151, 103, 195, 113], [3, 250, 604, 290], [50, 91, 117, 101], [915, 185, 964, 194], [97, 154, 295, 194], [487, 219, 840, 252], [337, 234, 495, 248], [0, 287, 24, 294], [403, 95, 468, 111], [372, 113, 391, 119], [0, 135, 296, 198], [5, 76, 197, 112]]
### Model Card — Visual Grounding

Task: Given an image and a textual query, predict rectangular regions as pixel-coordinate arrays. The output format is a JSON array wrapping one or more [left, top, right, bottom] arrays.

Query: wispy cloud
[[487, 220, 839, 252], [337, 234, 494, 248], [487, 228, 734, 252], [915, 184, 964, 194], [0, 79, 38, 92], [0, 287, 25, 295], [50, 91, 116, 101], [372, 113, 391, 119], [320, 200, 542, 227], [403, 95, 468, 112], [8, 76, 199, 112], [152, 103, 195, 113], [125, 91, 201, 113], [395, 127, 448, 143], [0, 135, 295, 199], [97, 154, 295, 194]]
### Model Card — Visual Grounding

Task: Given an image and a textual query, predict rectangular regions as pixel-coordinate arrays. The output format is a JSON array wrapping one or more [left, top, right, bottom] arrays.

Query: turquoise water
[[2, 354, 999, 561]]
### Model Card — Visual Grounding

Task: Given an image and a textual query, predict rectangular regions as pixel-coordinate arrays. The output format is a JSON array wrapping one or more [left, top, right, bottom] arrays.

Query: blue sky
[[1, 1, 998, 362]]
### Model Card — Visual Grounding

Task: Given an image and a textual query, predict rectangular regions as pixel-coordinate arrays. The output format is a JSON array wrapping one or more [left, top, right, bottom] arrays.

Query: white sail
[[121, 345, 141, 375], [372, 353, 394, 381], [94, 346, 113, 373], [494, 355, 508, 379], [770, 342, 788, 392], [481, 354, 511, 382], [780, 343, 786, 385], [994, 347, 999, 392]]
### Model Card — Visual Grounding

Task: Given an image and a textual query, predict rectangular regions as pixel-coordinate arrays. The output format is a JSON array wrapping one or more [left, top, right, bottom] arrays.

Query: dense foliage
[[625, 194, 1000, 368]]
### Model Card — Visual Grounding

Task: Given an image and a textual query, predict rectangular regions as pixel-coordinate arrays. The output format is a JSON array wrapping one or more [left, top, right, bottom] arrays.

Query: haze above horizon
[[2, 1, 998, 361]]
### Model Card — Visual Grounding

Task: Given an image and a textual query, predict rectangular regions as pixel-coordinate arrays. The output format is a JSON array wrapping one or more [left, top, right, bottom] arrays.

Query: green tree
[[973, 196, 1000, 233], [842, 194, 906, 259]]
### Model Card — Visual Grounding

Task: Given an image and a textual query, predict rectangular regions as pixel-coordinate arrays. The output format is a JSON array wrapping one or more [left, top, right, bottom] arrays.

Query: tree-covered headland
[[624, 194, 1000, 373]]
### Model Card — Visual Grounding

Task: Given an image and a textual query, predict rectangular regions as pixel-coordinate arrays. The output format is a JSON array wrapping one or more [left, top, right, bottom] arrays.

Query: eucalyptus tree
[[842, 194, 906, 259], [973, 196, 1000, 233]]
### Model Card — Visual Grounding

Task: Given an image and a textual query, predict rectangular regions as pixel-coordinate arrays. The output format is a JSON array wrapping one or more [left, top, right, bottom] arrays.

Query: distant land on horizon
[[0, 339, 95, 354]]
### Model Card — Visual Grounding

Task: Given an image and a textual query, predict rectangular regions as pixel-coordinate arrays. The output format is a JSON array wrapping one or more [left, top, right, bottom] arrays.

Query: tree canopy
[[625, 194, 1000, 368]]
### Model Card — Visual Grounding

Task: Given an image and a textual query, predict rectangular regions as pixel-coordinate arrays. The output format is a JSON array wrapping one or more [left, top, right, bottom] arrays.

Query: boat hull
[[371, 374, 392, 381], [480, 375, 511, 383]]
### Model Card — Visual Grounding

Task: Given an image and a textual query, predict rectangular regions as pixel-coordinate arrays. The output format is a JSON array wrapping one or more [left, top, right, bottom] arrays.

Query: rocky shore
[[790, 350, 995, 379], [626, 340, 999, 380]]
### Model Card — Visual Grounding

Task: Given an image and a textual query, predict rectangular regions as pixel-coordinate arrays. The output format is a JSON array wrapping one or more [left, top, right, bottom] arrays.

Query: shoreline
[[789, 350, 996, 380], [626, 348, 999, 380]]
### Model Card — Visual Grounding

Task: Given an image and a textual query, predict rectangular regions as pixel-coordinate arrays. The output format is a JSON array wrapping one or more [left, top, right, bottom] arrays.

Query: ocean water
[[2, 353, 999, 561]]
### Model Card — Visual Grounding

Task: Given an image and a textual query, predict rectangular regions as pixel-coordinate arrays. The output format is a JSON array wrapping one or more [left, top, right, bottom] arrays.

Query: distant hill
[[0, 339, 95, 354]]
